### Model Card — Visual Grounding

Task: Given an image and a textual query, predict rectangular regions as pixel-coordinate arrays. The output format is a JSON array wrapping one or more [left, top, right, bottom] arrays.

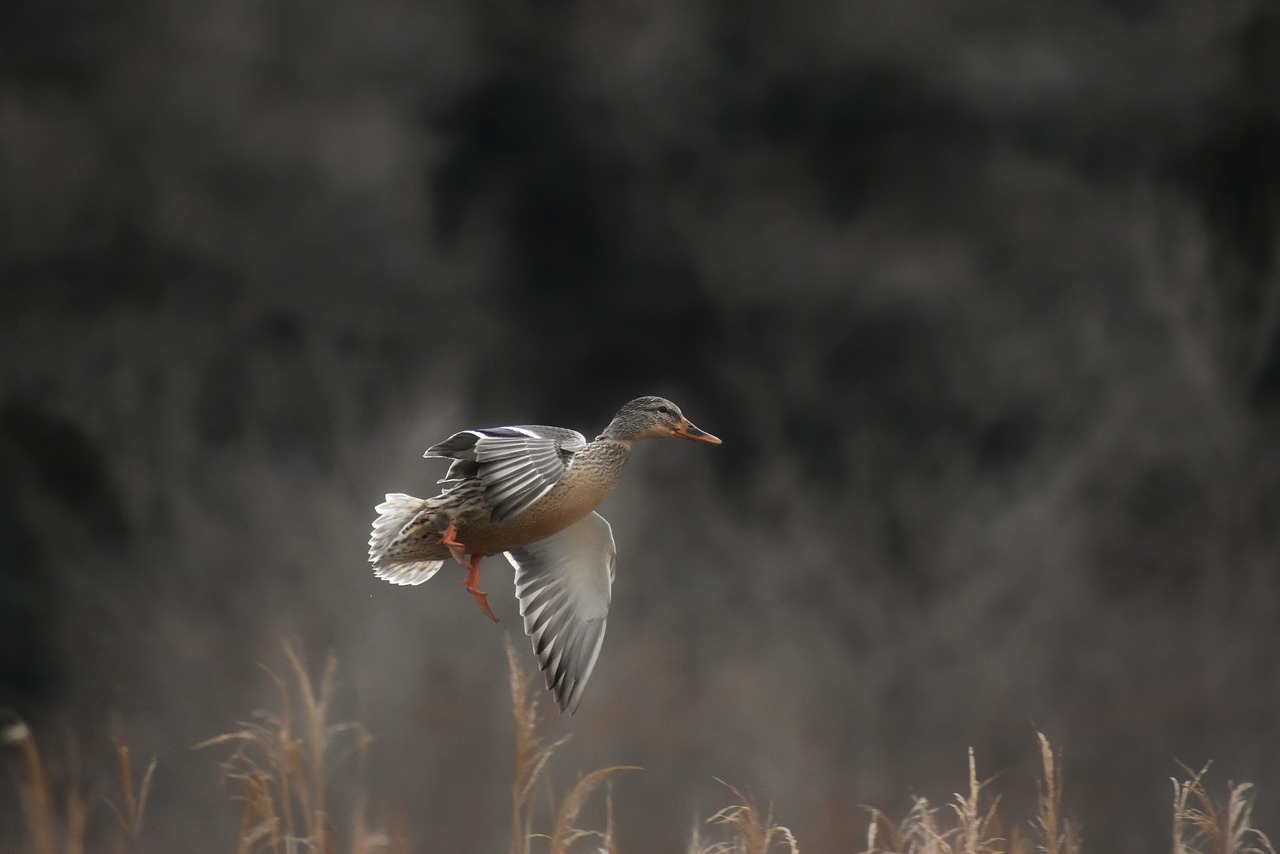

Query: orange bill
[[674, 419, 722, 445]]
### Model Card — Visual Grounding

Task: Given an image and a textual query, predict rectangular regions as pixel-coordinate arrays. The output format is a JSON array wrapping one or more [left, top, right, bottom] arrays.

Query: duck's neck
[[585, 436, 633, 459], [568, 439, 632, 504], [596, 421, 638, 442]]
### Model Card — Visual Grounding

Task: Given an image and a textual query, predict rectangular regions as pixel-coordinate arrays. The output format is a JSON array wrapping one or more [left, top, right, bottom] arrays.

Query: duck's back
[[457, 439, 631, 555]]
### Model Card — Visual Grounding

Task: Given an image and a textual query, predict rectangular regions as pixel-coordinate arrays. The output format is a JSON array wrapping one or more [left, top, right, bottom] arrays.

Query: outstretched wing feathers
[[505, 512, 616, 714], [426, 425, 586, 523]]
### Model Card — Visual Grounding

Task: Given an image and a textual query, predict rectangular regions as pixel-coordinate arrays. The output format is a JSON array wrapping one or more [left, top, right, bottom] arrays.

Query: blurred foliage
[[1, 0, 1279, 850]]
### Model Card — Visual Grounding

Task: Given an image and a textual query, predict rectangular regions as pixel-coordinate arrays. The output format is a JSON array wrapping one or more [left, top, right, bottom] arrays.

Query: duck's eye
[[656, 405, 671, 415]]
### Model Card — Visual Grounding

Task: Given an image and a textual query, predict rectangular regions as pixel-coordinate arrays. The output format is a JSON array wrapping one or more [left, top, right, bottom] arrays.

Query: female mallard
[[368, 396, 721, 713]]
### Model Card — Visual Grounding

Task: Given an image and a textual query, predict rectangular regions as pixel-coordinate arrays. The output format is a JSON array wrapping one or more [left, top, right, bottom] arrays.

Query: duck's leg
[[461, 553, 500, 623], [441, 520, 469, 567], [441, 521, 499, 622]]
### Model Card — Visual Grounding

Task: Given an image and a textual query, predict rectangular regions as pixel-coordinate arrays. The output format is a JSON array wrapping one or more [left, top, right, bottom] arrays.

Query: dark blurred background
[[2, 0, 1279, 850]]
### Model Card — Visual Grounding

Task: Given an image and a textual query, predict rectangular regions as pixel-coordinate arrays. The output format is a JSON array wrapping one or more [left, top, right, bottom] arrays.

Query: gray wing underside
[[505, 511, 616, 714], [427, 425, 587, 523]]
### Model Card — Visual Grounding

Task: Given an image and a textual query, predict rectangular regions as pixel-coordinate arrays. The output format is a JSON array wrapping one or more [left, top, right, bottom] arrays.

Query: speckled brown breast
[[457, 440, 631, 556]]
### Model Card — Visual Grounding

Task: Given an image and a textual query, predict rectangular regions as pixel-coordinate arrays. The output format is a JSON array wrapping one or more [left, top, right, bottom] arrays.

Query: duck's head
[[601, 396, 722, 445]]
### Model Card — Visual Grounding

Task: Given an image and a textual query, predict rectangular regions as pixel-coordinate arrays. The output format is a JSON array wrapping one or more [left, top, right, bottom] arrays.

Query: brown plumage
[[368, 395, 720, 712]]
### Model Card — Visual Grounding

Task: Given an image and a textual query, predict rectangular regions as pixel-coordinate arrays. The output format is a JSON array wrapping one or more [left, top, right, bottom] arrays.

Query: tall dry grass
[[1172, 763, 1276, 854], [193, 644, 392, 854], [860, 733, 1079, 854], [507, 637, 639, 854], [1, 711, 153, 854], [688, 781, 798, 854], [2, 647, 1276, 853]]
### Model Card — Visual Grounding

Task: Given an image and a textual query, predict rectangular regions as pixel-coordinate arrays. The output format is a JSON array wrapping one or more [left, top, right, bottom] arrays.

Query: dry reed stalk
[[692, 780, 799, 854], [1173, 762, 1276, 854], [1031, 732, 1078, 854], [547, 768, 639, 854], [861, 738, 1080, 854], [4, 716, 55, 854], [508, 637, 569, 854], [3, 714, 90, 854], [864, 806, 907, 854], [59, 734, 86, 854], [948, 747, 1002, 854], [506, 637, 636, 854], [109, 715, 157, 854], [876, 750, 1002, 854], [196, 643, 382, 854]]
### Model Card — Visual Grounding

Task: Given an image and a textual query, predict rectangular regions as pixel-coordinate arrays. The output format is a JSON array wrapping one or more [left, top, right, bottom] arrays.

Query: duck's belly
[[457, 475, 615, 556]]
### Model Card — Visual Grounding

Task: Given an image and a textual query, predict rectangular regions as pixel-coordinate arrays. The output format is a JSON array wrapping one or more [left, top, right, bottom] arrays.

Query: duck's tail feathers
[[368, 493, 445, 586], [374, 559, 443, 586]]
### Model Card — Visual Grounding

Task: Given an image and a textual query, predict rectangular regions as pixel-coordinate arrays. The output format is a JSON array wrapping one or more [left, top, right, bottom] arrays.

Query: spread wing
[[426, 425, 587, 524], [504, 512, 616, 714]]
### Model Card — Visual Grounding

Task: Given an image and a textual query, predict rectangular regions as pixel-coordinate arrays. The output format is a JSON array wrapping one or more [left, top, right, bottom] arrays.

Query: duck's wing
[[426, 425, 587, 523], [504, 511, 616, 714]]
